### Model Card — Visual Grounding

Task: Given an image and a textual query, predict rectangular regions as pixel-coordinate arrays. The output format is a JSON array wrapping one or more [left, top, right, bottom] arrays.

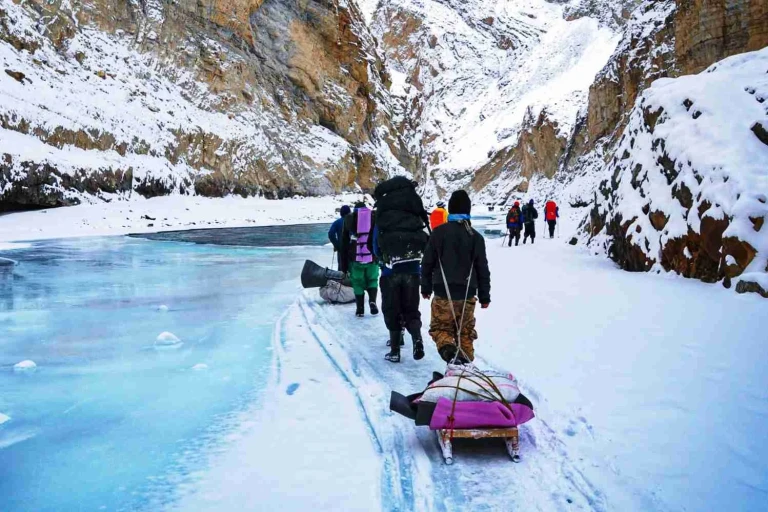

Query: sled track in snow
[[292, 293, 608, 512]]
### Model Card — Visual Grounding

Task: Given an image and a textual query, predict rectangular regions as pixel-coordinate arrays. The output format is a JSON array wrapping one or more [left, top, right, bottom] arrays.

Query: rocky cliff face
[[0, 0, 408, 210], [369, 0, 622, 202], [574, 0, 768, 297]]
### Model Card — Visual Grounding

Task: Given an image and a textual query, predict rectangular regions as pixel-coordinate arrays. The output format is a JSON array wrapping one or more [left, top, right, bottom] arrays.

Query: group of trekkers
[[504, 199, 559, 247], [327, 178, 490, 365]]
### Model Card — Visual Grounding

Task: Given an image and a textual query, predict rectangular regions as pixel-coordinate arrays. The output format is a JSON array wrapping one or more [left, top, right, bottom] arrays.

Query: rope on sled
[[434, 220, 518, 439]]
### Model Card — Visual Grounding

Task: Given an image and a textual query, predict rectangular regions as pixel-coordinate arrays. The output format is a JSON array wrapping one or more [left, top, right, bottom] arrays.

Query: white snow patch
[[191, 363, 209, 371], [13, 360, 37, 371], [157, 305, 170, 312], [0, 413, 10, 425], [155, 331, 182, 346]]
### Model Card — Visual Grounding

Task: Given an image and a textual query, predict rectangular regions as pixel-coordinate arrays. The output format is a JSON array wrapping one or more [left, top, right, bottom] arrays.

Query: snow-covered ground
[[0, 194, 362, 242], [165, 214, 768, 512], [2, 204, 765, 510]]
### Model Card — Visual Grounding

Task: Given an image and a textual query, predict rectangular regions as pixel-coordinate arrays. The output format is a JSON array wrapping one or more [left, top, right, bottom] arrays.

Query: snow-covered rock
[[13, 360, 37, 371], [584, 47, 768, 297]]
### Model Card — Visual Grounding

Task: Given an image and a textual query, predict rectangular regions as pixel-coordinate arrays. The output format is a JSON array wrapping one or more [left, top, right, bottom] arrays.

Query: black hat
[[448, 190, 471, 215]]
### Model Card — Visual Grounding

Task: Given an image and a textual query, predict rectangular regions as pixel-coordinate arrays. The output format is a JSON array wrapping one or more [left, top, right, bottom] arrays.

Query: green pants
[[349, 262, 380, 295]]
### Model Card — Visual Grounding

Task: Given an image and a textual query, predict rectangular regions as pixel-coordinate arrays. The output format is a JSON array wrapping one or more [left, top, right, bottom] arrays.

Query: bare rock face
[[675, 0, 768, 75], [0, 0, 409, 210], [470, 108, 568, 193], [585, 0, 677, 147]]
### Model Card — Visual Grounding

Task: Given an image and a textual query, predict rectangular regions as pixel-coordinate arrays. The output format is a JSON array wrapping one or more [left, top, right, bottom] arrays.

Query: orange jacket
[[430, 207, 448, 230]]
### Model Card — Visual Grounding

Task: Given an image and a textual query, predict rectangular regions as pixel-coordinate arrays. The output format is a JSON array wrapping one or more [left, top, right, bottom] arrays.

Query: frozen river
[[0, 225, 329, 511]]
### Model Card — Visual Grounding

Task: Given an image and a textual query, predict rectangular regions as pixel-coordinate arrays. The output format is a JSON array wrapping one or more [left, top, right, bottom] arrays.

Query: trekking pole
[[501, 231, 507, 247], [331, 250, 336, 269]]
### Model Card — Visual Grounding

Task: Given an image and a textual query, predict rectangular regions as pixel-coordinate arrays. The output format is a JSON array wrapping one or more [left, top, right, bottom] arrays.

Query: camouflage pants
[[428, 297, 477, 361]]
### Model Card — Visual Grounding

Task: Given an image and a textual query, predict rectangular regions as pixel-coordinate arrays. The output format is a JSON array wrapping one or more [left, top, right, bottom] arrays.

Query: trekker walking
[[505, 201, 523, 247], [373, 177, 430, 363], [522, 199, 538, 244], [430, 201, 448, 230], [340, 201, 380, 317], [545, 200, 559, 238], [421, 190, 491, 364], [328, 205, 351, 269]]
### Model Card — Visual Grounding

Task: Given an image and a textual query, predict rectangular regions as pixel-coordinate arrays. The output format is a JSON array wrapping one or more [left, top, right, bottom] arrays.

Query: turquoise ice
[[0, 225, 329, 512]]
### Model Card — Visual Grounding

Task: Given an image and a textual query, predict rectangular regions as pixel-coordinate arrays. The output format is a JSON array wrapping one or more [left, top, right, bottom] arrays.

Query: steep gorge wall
[[576, 0, 768, 297], [0, 0, 409, 211]]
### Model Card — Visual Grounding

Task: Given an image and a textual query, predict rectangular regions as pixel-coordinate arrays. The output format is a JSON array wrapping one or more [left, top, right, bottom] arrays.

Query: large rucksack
[[545, 201, 557, 221], [506, 208, 520, 227], [374, 177, 429, 264]]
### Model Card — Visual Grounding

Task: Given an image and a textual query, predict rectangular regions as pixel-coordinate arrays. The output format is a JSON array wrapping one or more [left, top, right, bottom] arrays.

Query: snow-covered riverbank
[[0, 194, 361, 243]]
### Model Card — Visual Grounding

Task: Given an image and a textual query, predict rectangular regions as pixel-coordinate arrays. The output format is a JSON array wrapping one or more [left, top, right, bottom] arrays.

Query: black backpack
[[374, 177, 429, 263]]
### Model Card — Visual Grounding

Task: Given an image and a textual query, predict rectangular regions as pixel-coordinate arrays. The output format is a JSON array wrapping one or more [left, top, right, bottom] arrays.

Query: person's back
[[421, 190, 490, 364], [505, 203, 522, 247], [430, 201, 448, 230], [521, 199, 538, 244], [340, 202, 379, 317], [328, 205, 350, 267], [545, 200, 558, 238]]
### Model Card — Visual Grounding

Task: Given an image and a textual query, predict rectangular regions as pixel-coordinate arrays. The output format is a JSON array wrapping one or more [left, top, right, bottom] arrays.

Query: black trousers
[[547, 219, 556, 237], [523, 222, 535, 242], [380, 273, 422, 336], [507, 227, 520, 246]]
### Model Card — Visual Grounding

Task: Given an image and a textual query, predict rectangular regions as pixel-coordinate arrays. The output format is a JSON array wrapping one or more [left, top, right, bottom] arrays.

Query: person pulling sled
[[340, 201, 379, 317], [373, 177, 430, 363], [421, 190, 490, 364]]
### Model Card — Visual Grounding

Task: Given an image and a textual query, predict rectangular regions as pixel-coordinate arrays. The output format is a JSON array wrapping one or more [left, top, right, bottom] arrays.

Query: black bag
[[374, 178, 428, 263], [300, 260, 350, 289]]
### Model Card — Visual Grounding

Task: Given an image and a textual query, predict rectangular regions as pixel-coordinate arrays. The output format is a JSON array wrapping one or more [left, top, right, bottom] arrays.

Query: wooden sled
[[437, 427, 520, 465]]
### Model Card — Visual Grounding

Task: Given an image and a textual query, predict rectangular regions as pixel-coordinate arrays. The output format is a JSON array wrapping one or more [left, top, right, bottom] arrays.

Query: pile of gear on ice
[[301, 177, 551, 461]]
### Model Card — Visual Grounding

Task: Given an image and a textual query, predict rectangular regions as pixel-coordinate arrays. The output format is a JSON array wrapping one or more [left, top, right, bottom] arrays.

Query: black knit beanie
[[448, 190, 471, 215]]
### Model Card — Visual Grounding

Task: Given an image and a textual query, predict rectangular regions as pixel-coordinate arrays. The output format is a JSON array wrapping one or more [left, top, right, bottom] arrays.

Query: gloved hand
[[422, 293, 432, 300], [480, 303, 490, 309]]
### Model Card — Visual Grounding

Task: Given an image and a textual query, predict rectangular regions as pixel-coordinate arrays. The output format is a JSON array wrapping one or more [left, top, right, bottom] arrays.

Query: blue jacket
[[328, 217, 345, 250], [373, 225, 420, 276]]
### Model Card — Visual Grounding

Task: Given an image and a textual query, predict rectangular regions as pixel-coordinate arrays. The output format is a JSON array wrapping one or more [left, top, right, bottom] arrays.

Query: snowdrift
[[585, 48, 768, 297]]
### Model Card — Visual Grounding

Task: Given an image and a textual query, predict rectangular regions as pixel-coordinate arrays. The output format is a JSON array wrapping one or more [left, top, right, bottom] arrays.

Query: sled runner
[[437, 426, 520, 465]]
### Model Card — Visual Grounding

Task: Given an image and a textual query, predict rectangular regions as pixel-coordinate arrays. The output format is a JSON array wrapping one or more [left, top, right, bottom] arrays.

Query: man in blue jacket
[[328, 205, 350, 269]]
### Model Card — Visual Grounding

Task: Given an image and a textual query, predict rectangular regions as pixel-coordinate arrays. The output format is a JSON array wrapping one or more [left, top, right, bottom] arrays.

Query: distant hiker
[[421, 190, 491, 364], [340, 201, 379, 317], [328, 204, 351, 268], [373, 177, 430, 363], [430, 201, 448, 230], [545, 200, 559, 238], [521, 199, 538, 244], [505, 201, 523, 247]]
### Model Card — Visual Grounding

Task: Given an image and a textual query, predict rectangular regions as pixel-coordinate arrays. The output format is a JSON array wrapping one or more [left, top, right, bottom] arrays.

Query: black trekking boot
[[438, 344, 457, 363], [355, 295, 365, 317], [385, 331, 401, 363], [386, 331, 405, 347], [412, 337, 425, 361], [367, 288, 378, 315]]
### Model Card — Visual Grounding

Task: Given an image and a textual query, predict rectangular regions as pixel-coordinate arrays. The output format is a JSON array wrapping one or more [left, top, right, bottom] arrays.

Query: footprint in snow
[[286, 383, 300, 396]]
